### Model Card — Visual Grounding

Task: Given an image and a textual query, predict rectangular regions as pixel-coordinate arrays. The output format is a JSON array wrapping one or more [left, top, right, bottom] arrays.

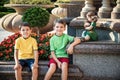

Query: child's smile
[[20, 26, 31, 38], [54, 23, 65, 36]]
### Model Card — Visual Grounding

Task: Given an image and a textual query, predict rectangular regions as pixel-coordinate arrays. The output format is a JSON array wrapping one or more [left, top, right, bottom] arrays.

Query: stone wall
[[68, 18, 120, 79], [73, 53, 120, 79], [66, 1, 120, 79]]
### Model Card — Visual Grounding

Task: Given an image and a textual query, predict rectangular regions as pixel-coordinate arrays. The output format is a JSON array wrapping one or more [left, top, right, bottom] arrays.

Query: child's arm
[[67, 37, 80, 54], [33, 39, 39, 67], [33, 50, 39, 68], [14, 49, 19, 64], [51, 51, 62, 69], [85, 25, 93, 30], [85, 22, 96, 30], [14, 49, 21, 69]]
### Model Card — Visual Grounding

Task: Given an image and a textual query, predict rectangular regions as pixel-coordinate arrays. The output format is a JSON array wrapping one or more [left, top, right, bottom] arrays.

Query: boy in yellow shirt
[[14, 22, 38, 80]]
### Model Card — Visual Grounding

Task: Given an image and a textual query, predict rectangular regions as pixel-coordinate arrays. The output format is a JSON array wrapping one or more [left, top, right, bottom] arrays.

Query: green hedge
[[0, 12, 11, 18], [0, 6, 15, 12], [0, 5, 15, 18]]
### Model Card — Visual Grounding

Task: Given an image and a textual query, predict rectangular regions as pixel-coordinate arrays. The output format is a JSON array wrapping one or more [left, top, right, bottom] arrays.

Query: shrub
[[22, 7, 50, 28]]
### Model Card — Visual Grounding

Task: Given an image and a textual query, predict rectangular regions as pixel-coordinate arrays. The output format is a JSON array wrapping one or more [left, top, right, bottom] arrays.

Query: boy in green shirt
[[14, 22, 38, 80], [44, 19, 80, 80]]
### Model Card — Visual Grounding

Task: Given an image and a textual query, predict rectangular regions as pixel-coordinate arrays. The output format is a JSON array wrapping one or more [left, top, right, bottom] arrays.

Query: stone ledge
[[69, 18, 120, 33], [74, 40, 120, 54], [0, 61, 83, 80]]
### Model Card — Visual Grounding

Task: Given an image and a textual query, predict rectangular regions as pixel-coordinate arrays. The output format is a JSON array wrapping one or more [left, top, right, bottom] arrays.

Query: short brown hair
[[19, 22, 31, 29], [54, 19, 66, 27], [86, 11, 95, 17]]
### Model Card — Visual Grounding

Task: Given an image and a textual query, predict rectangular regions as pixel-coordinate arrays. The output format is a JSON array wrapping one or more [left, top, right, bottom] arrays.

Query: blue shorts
[[19, 59, 34, 72]]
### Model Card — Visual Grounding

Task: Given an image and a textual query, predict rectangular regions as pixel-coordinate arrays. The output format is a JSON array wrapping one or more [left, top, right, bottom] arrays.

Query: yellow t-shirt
[[15, 36, 38, 59]]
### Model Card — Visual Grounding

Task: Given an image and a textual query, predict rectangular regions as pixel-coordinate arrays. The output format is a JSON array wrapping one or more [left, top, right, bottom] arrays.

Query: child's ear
[[30, 29, 32, 33], [64, 27, 66, 31], [18, 28, 21, 33], [53, 26, 55, 30], [19, 30, 21, 33]]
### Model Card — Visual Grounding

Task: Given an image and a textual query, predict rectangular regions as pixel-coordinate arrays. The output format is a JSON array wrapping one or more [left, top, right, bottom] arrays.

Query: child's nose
[[24, 30, 28, 33]]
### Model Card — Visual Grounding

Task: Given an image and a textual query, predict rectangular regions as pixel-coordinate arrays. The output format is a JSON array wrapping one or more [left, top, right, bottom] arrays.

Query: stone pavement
[[0, 26, 13, 42]]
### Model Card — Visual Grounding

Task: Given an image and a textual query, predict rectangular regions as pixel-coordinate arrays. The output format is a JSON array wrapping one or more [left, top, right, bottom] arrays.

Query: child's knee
[[14, 67, 22, 71], [32, 66, 38, 70], [32, 67, 38, 74], [50, 63, 57, 69]]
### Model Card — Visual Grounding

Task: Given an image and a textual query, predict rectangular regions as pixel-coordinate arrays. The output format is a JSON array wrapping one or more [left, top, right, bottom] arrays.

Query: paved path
[[0, 26, 13, 42]]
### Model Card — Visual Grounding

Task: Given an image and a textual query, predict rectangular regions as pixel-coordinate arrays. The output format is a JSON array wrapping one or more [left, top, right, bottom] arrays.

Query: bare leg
[[61, 62, 68, 80], [32, 67, 38, 80], [15, 66, 22, 80], [44, 63, 56, 80]]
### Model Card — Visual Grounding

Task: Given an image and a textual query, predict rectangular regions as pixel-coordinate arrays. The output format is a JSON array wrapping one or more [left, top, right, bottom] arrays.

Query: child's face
[[91, 16, 98, 22], [20, 26, 31, 38], [87, 16, 93, 22], [54, 23, 66, 36], [86, 12, 95, 22]]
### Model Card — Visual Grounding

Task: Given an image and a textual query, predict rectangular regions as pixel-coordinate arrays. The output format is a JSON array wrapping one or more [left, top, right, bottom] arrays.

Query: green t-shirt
[[82, 22, 98, 41], [50, 33, 74, 58]]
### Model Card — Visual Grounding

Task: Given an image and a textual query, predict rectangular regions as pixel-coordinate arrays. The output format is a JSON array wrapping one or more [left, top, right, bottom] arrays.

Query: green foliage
[[6, 7, 15, 12], [10, 0, 53, 4], [56, 0, 70, 3], [0, 33, 52, 61], [0, 0, 15, 18], [0, 12, 11, 18], [30, 0, 52, 4], [10, 0, 31, 4], [0, 6, 7, 12], [0, 6, 15, 18], [0, 0, 9, 5], [51, 0, 57, 2], [22, 7, 50, 28], [0, 6, 15, 12], [0, 33, 21, 61]]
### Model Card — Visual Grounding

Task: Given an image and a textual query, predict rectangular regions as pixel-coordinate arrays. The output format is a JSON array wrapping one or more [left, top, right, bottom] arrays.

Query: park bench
[[0, 61, 83, 80]]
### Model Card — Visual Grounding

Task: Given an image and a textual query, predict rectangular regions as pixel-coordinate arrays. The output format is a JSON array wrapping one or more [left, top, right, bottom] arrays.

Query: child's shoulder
[[50, 34, 55, 40], [64, 34, 74, 39], [15, 36, 22, 41], [29, 36, 37, 41]]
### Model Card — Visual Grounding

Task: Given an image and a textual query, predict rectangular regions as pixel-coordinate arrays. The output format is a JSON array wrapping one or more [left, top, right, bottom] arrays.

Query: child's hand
[[67, 45, 73, 54], [57, 61, 62, 69], [14, 64, 21, 70]]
